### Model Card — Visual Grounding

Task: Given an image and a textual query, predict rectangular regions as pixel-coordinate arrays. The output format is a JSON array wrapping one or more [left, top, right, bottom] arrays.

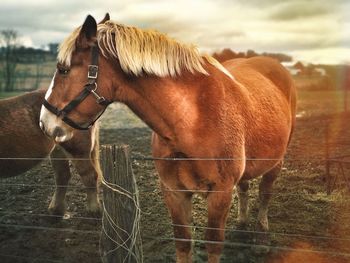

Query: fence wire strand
[[1, 156, 349, 162], [1, 181, 349, 197], [170, 223, 350, 242], [0, 210, 101, 221], [0, 223, 99, 234]]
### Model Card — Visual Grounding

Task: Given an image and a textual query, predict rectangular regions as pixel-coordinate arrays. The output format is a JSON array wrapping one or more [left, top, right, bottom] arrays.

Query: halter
[[42, 46, 112, 130]]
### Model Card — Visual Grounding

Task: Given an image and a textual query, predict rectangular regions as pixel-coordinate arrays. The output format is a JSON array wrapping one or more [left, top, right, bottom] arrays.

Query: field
[[0, 59, 56, 92], [0, 85, 350, 262]]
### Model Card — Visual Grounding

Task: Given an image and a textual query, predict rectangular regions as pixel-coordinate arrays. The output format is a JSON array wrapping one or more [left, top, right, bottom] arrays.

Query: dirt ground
[[0, 90, 350, 263]]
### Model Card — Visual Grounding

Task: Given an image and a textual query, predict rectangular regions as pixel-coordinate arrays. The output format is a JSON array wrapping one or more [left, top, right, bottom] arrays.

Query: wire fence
[[2, 182, 350, 197], [0, 220, 349, 260], [0, 221, 349, 259], [1, 154, 350, 262], [1, 223, 349, 261], [1, 210, 350, 243], [1, 154, 349, 195], [0, 156, 346, 161]]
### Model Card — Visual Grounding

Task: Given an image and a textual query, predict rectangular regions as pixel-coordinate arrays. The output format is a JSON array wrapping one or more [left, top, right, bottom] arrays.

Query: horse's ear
[[98, 13, 110, 24], [77, 15, 97, 48]]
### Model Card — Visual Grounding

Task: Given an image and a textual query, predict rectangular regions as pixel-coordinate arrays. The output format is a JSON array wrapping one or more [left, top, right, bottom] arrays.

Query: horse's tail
[[287, 75, 297, 146]]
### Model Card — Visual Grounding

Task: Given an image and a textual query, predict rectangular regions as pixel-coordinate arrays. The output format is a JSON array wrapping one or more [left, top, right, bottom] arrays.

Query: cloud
[[0, 0, 348, 64], [267, 1, 335, 21], [291, 47, 350, 65]]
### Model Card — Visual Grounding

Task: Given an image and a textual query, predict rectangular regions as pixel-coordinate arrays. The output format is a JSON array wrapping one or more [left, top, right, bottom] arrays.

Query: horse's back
[[223, 56, 295, 102], [0, 90, 54, 177], [220, 57, 296, 178], [223, 57, 296, 131]]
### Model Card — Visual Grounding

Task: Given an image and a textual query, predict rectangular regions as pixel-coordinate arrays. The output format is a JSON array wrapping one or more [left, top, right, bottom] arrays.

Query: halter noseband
[[43, 46, 112, 130]]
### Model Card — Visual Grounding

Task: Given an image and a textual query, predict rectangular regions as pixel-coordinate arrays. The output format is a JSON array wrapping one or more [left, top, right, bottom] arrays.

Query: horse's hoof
[[251, 244, 270, 256], [47, 205, 66, 223], [253, 226, 271, 255], [48, 203, 66, 217], [252, 234, 270, 257], [256, 219, 269, 232], [236, 221, 248, 230]]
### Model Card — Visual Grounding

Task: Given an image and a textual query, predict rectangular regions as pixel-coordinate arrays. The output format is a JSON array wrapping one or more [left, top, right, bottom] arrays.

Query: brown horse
[[0, 89, 101, 216], [39, 14, 296, 262]]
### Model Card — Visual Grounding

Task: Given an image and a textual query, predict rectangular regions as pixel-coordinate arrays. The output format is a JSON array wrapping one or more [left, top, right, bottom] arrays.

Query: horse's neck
[[122, 76, 202, 142]]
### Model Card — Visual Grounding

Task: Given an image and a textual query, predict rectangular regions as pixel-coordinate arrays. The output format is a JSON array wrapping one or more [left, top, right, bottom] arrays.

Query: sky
[[0, 0, 349, 64]]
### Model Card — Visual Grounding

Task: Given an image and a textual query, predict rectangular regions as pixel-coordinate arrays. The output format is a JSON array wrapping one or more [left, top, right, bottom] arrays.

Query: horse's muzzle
[[39, 114, 73, 143]]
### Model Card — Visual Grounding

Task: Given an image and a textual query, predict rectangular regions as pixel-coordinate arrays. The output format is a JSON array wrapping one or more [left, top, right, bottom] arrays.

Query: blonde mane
[[58, 21, 232, 78]]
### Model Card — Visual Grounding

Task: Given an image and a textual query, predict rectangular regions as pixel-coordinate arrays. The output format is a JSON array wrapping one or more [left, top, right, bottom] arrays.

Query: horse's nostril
[[53, 126, 64, 138]]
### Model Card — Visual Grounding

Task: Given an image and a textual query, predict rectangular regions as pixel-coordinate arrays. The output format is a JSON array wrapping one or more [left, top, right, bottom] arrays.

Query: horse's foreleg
[[257, 161, 281, 231], [206, 190, 233, 263], [237, 180, 249, 227], [68, 127, 101, 216], [71, 158, 101, 216], [49, 147, 71, 216], [161, 184, 193, 263]]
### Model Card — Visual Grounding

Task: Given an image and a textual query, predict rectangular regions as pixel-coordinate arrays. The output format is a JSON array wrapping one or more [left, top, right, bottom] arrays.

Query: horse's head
[[40, 12, 218, 142], [39, 14, 114, 142]]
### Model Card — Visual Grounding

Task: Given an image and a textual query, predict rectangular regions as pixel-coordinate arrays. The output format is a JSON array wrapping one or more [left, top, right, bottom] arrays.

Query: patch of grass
[[296, 89, 346, 116]]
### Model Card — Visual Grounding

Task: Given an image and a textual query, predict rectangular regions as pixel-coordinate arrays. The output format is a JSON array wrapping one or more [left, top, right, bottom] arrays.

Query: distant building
[[282, 61, 301, 76], [314, 67, 326, 76], [282, 61, 327, 77]]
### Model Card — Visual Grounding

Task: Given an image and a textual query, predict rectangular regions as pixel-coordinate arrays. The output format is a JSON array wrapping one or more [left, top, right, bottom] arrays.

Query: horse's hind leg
[[237, 180, 249, 228], [49, 146, 71, 216], [257, 161, 282, 231]]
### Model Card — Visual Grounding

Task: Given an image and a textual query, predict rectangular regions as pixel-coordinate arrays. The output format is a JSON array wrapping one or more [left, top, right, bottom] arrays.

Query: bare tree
[[0, 30, 20, 91]]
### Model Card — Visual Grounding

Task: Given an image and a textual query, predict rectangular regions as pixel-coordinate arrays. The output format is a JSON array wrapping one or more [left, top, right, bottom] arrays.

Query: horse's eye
[[58, 68, 70, 75]]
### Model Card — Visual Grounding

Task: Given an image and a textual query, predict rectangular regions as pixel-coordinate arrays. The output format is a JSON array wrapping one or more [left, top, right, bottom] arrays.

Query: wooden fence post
[[100, 144, 143, 263]]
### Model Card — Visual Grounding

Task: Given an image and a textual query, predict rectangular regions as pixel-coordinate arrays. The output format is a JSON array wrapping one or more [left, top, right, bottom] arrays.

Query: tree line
[[212, 48, 293, 63], [0, 30, 58, 92]]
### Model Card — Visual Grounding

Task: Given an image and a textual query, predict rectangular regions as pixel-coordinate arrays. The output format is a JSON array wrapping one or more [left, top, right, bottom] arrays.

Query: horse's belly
[[241, 159, 281, 180], [0, 159, 43, 178], [0, 133, 53, 177]]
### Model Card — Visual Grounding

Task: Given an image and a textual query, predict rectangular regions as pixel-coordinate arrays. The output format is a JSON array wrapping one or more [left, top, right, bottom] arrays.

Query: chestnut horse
[[0, 89, 101, 216], [39, 14, 296, 262]]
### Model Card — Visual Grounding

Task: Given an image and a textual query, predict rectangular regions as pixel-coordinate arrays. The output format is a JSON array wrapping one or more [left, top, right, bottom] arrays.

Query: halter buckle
[[90, 86, 106, 104], [88, 65, 98, 79]]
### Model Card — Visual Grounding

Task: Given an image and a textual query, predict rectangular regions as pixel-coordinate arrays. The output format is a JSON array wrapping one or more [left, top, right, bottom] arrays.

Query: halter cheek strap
[[43, 46, 112, 130]]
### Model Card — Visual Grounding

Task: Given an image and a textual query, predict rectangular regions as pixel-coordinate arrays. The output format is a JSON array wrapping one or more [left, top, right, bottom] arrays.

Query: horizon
[[0, 0, 349, 65]]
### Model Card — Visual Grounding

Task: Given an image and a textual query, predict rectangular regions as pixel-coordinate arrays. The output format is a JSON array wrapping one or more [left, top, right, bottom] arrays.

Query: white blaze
[[39, 72, 73, 143], [45, 71, 56, 99]]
